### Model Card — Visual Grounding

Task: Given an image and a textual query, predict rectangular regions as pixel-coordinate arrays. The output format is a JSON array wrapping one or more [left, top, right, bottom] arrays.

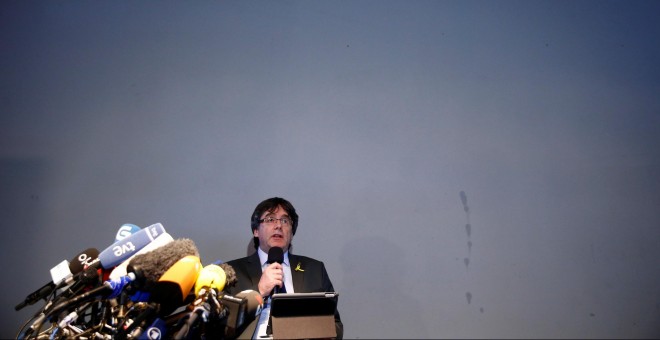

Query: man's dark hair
[[251, 197, 299, 249]]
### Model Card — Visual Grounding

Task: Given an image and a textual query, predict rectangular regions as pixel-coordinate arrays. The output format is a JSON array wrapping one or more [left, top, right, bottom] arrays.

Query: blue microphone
[[54, 225, 166, 306], [116, 223, 141, 242], [93, 223, 167, 270]]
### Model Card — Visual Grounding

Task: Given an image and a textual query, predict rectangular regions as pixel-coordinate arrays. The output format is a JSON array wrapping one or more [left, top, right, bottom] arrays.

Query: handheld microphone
[[267, 247, 284, 294], [15, 247, 100, 311], [267, 247, 284, 265]]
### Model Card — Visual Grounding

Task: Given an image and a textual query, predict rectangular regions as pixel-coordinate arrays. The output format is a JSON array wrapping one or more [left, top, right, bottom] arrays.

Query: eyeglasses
[[259, 217, 292, 226]]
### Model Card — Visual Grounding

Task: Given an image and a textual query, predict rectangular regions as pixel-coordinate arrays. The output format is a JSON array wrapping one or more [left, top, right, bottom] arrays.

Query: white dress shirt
[[253, 247, 294, 339]]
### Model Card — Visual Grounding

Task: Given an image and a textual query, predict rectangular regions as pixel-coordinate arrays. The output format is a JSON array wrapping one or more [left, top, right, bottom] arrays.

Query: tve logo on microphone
[[112, 242, 137, 257]]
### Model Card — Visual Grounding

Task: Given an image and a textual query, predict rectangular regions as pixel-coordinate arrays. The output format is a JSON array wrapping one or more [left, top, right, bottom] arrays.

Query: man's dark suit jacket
[[226, 252, 344, 339]]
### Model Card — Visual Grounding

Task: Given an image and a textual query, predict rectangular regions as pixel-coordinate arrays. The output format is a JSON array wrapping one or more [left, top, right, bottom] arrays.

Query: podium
[[269, 292, 338, 339]]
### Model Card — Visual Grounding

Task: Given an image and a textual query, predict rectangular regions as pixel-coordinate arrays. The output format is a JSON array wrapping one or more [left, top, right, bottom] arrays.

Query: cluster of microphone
[[15, 223, 263, 339]]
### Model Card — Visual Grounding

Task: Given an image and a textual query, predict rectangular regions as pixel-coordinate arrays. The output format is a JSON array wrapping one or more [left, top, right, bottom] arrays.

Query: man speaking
[[226, 197, 343, 339]]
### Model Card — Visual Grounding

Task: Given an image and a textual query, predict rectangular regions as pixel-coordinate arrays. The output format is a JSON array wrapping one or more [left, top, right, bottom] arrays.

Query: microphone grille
[[267, 247, 284, 264], [128, 238, 200, 288]]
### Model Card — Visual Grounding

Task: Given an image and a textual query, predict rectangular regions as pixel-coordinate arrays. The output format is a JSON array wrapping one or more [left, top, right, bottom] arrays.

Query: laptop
[[266, 292, 339, 338], [270, 292, 338, 318]]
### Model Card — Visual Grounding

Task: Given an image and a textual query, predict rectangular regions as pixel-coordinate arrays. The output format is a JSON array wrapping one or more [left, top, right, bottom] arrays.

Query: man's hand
[[258, 262, 283, 297]]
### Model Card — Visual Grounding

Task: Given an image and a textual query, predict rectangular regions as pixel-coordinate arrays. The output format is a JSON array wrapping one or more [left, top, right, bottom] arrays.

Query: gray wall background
[[2, 1, 659, 338]]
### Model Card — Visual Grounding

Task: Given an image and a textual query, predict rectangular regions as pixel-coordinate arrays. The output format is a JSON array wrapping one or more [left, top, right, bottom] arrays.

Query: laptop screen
[[270, 292, 338, 318]]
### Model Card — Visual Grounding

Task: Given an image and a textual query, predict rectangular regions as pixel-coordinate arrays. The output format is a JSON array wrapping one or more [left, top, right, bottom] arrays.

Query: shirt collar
[[257, 247, 290, 267]]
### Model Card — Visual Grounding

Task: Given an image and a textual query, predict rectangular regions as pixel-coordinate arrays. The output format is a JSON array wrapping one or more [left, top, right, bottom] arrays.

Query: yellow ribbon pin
[[295, 262, 304, 272]]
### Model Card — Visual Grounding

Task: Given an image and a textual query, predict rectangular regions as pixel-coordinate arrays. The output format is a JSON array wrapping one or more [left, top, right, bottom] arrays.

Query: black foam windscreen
[[68, 248, 100, 274], [267, 247, 284, 264]]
